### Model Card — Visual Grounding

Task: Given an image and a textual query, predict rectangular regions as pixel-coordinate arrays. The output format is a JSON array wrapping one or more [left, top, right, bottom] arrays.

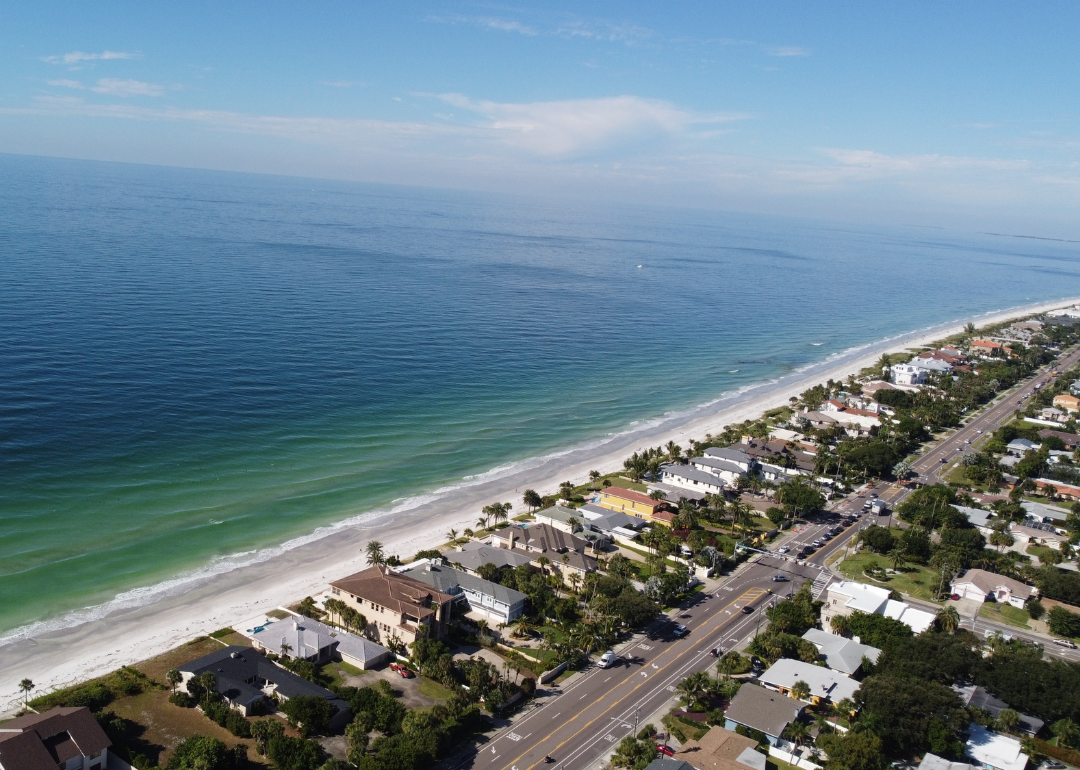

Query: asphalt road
[[450, 347, 1080, 770]]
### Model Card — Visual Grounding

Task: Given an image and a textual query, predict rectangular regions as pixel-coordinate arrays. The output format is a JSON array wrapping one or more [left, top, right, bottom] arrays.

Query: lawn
[[836, 551, 945, 602], [603, 476, 648, 493], [767, 757, 802, 770], [135, 636, 225, 682], [417, 677, 455, 701], [979, 602, 1031, 629], [663, 712, 710, 743]]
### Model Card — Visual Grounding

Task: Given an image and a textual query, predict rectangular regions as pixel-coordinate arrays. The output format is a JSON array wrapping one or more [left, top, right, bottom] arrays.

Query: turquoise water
[[2, 153, 1080, 637]]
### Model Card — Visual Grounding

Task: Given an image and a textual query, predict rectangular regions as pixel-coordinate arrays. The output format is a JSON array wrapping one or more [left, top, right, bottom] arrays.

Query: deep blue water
[[2, 152, 1080, 635]]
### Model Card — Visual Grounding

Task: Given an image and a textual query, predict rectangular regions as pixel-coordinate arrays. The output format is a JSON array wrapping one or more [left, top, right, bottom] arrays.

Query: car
[[1040, 761, 1066, 770], [777, 545, 791, 554], [871, 492, 878, 498], [657, 744, 676, 757], [389, 663, 415, 678], [1053, 639, 1078, 649], [772, 574, 789, 582], [672, 624, 689, 638], [598, 650, 619, 668], [950, 593, 961, 601], [742, 604, 755, 614]]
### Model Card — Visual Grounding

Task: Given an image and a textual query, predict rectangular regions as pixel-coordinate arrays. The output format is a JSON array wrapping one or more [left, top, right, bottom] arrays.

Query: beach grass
[[134, 636, 224, 683]]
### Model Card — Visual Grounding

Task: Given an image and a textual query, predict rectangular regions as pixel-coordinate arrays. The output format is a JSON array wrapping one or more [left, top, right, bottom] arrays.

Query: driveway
[[329, 662, 442, 709]]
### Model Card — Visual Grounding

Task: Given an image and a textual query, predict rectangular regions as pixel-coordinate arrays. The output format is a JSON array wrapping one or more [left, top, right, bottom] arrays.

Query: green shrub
[[169, 691, 194, 708]]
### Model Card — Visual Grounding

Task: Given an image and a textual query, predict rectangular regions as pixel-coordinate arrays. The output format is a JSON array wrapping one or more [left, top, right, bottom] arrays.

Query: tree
[[1027, 598, 1045, 620], [990, 531, 1015, 552], [935, 606, 960, 634], [559, 481, 575, 500], [199, 672, 218, 706], [523, 489, 543, 512], [1053, 718, 1080, 749], [612, 734, 659, 769], [445, 528, 458, 543], [18, 678, 34, 707], [888, 548, 907, 571], [784, 721, 811, 747], [266, 735, 326, 770], [817, 731, 888, 770], [365, 540, 386, 567], [589, 470, 601, 488], [766, 507, 787, 527], [166, 668, 182, 693], [856, 674, 967, 756], [718, 650, 745, 677], [830, 614, 850, 637], [998, 709, 1021, 734], [281, 695, 335, 737], [252, 719, 285, 756], [167, 736, 246, 770], [790, 680, 811, 702], [1048, 606, 1080, 638], [861, 526, 896, 554]]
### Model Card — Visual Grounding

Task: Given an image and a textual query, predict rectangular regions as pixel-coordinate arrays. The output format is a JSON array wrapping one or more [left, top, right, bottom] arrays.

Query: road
[[451, 347, 1080, 770]]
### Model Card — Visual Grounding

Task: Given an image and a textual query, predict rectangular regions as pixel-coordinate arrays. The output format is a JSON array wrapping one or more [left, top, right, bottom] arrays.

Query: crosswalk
[[810, 571, 833, 599]]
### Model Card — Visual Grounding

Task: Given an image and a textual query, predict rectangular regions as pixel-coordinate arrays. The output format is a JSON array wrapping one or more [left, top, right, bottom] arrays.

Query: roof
[[252, 614, 390, 665], [331, 565, 455, 622], [801, 629, 881, 675], [601, 486, 660, 507], [723, 683, 803, 738], [493, 522, 590, 553], [662, 463, 728, 488], [450, 542, 535, 572], [704, 446, 754, 465], [645, 483, 708, 504], [1037, 429, 1080, 448], [534, 505, 584, 525], [758, 658, 860, 703], [954, 685, 1044, 736], [586, 508, 648, 531], [644, 760, 697, 770], [882, 599, 936, 633], [953, 569, 1035, 599], [397, 561, 526, 607], [829, 581, 890, 614], [673, 727, 766, 770], [1021, 500, 1070, 522], [966, 724, 1028, 770], [0, 708, 111, 770], [919, 753, 981, 770], [955, 505, 994, 529], [692, 456, 748, 475], [180, 645, 347, 708]]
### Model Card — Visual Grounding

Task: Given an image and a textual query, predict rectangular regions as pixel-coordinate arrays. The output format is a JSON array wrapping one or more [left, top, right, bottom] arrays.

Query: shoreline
[[2, 294, 1078, 710]]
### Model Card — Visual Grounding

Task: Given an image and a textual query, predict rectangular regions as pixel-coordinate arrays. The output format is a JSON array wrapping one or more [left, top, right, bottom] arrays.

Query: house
[[1071, 380, 1080, 397], [1053, 394, 1080, 413], [329, 565, 455, 646], [914, 357, 954, 374], [891, 363, 928, 386], [646, 482, 709, 504], [1037, 429, 1080, 449], [1009, 522, 1064, 550], [955, 506, 995, 536], [0, 708, 117, 770], [1021, 500, 1070, 523], [662, 463, 727, 495], [800, 629, 881, 676], [447, 542, 535, 575], [820, 581, 935, 633], [178, 646, 350, 725], [670, 726, 767, 770], [644, 761, 696, 770], [703, 446, 757, 472], [1033, 478, 1080, 499], [577, 506, 648, 543], [250, 615, 392, 670], [723, 683, 804, 748], [920, 754, 981, 770], [490, 522, 599, 575], [950, 569, 1036, 608], [971, 340, 1006, 357], [534, 505, 591, 534], [598, 486, 665, 519], [953, 685, 1043, 737], [965, 724, 1028, 770], [741, 438, 816, 476], [396, 559, 527, 623], [1040, 407, 1068, 423], [757, 658, 860, 706], [1005, 438, 1039, 457], [692, 455, 751, 485]]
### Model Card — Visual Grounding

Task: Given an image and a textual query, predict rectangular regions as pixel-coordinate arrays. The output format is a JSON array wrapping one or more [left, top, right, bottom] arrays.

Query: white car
[[1053, 639, 1078, 649], [777, 546, 791, 554], [598, 650, 619, 668]]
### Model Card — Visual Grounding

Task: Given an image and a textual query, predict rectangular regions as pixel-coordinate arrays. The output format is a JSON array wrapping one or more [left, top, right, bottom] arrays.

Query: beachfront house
[[534, 505, 588, 534], [178, 646, 350, 726], [490, 522, 598, 575], [249, 614, 391, 670], [691, 455, 750, 485], [722, 683, 804, 748], [329, 565, 455, 647], [820, 581, 935, 633], [395, 559, 527, 624], [757, 658, 860, 707], [950, 569, 1036, 608], [646, 482, 708, 504], [598, 486, 665, 519], [891, 363, 928, 385], [661, 463, 726, 495], [0, 707, 115, 770], [447, 541, 535, 576]]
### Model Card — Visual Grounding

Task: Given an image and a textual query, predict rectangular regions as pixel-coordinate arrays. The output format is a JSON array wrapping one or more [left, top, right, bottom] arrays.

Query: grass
[[836, 550, 944, 603], [1028, 544, 1061, 563], [663, 712, 710, 743], [216, 631, 253, 648], [135, 637, 224, 683], [417, 677, 455, 701], [768, 757, 803, 770], [979, 602, 1032, 629], [603, 476, 648, 493], [266, 609, 290, 620]]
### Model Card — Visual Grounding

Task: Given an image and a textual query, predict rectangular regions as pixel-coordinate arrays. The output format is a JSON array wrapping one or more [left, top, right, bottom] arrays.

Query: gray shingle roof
[[448, 542, 534, 572], [801, 629, 881, 675], [398, 562, 526, 607], [692, 456, 747, 475], [704, 446, 754, 464], [724, 683, 803, 738], [662, 463, 728, 488]]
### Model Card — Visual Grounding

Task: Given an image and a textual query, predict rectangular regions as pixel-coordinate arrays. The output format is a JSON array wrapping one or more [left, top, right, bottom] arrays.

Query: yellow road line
[[503, 587, 765, 770]]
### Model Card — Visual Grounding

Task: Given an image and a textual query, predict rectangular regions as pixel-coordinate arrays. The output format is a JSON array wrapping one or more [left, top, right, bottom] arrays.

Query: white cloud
[[767, 46, 811, 57], [46, 79, 84, 90], [436, 93, 744, 156], [89, 79, 165, 97], [427, 14, 538, 36], [42, 50, 137, 65]]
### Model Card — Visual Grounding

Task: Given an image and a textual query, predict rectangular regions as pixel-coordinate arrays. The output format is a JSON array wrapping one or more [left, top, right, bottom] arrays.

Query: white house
[[396, 560, 528, 624], [891, 363, 928, 386], [702, 446, 756, 472], [757, 658, 860, 706], [950, 569, 1036, 608], [965, 724, 1028, 770], [661, 463, 727, 495], [691, 455, 749, 485], [820, 581, 935, 633]]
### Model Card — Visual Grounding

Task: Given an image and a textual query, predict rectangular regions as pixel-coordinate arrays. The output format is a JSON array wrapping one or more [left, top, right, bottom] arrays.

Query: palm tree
[[1052, 718, 1080, 749], [588, 470, 601, 490], [790, 680, 811, 702], [446, 528, 458, 543], [830, 614, 850, 637], [365, 540, 385, 567], [567, 515, 582, 534], [166, 668, 182, 693], [199, 671, 217, 705], [888, 548, 907, 571], [537, 555, 550, 575], [936, 606, 960, 634], [666, 441, 682, 463], [280, 641, 293, 658], [523, 489, 543, 512], [559, 481, 575, 500], [18, 679, 34, 707], [476, 619, 489, 643], [998, 709, 1021, 734], [569, 572, 582, 595], [835, 698, 855, 717], [784, 721, 811, 748], [717, 650, 744, 678], [476, 516, 489, 531]]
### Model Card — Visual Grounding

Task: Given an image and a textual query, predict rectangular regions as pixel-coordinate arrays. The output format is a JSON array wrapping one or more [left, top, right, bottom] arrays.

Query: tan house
[[951, 568, 1036, 608], [329, 566, 454, 647], [1053, 394, 1080, 413], [672, 726, 766, 770], [490, 522, 598, 575]]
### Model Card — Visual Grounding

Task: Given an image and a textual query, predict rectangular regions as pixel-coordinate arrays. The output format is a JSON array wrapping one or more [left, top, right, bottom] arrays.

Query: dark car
[[672, 624, 689, 638], [742, 605, 755, 614]]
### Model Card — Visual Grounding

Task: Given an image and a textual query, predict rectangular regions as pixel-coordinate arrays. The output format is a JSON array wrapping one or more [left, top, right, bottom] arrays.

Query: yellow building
[[598, 487, 662, 518]]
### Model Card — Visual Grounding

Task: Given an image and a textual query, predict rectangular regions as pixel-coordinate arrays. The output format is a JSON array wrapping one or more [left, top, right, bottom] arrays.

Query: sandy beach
[[2, 295, 1078, 712]]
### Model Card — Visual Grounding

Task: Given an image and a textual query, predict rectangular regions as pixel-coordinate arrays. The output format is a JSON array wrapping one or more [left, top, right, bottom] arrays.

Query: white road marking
[[508, 733, 522, 742]]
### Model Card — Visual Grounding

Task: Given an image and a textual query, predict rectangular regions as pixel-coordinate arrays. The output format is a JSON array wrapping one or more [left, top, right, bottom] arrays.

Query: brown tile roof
[[674, 727, 763, 770], [0, 707, 111, 770], [331, 566, 454, 620], [601, 487, 659, 507]]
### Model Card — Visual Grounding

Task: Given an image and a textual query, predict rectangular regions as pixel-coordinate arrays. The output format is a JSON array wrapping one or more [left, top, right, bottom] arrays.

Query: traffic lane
[[515, 592, 781, 770]]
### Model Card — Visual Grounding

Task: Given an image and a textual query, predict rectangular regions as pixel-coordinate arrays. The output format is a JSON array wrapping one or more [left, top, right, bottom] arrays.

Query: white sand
[[2, 296, 1077, 712]]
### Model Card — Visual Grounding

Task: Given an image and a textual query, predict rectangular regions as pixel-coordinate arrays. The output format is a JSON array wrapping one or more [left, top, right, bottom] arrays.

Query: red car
[[657, 744, 675, 757], [389, 663, 415, 678]]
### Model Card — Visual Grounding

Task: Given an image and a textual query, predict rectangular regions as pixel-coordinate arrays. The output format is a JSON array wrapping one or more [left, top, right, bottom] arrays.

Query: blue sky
[[3, 2, 1079, 232]]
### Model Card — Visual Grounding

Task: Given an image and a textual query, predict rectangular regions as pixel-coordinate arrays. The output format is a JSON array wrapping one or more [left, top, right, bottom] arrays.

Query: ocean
[[2, 152, 1080, 639]]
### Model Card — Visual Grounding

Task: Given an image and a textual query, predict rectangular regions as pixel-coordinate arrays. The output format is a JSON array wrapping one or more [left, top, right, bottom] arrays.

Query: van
[[598, 650, 619, 668], [870, 500, 887, 515]]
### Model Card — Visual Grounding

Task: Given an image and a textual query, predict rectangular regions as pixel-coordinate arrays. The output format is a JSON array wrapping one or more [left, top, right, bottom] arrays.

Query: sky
[[3, 2, 1080, 234]]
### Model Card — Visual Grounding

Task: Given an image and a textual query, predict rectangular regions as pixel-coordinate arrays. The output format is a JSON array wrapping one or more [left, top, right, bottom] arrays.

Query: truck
[[870, 500, 887, 515]]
